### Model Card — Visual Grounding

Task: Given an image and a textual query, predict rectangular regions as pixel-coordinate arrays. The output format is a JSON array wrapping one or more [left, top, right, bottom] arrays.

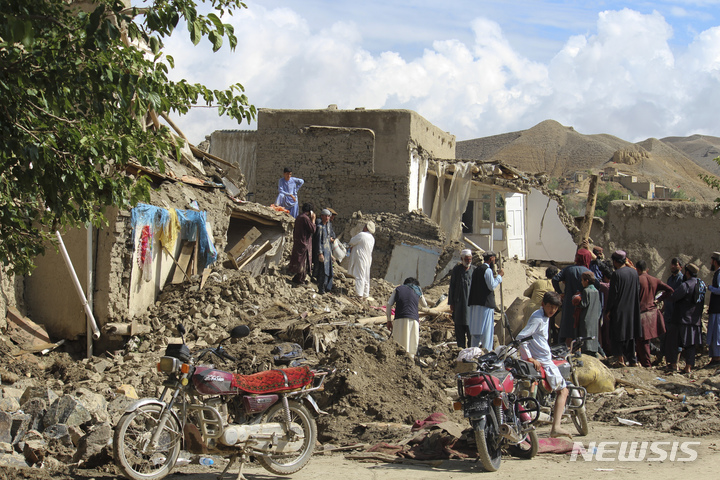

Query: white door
[[505, 193, 526, 260]]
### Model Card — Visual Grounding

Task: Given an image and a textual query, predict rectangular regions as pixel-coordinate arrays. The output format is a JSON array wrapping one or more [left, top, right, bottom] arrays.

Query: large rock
[[19, 387, 58, 406], [43, 396, 92, 429], [75, 388, 110, 424], [44, 424, 75, 464], [0, 411, 11, 444], [21, 429, 46, 466], [10, 413, 31, 445], [19, 398, 47, 432], [0, 397, 20, 413], [73, 422, 112, 466]]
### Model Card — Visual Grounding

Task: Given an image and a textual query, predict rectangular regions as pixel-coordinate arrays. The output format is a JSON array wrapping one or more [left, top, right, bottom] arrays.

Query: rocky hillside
[[457, 120, 719, 202]]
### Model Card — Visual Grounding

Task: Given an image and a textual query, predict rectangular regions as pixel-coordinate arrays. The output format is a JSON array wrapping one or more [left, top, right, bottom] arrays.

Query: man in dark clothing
[[289, 203, 316, 284], [607, 250, 641, 367], [552, 249, 592, 346], [313, 209, 334, 294], [448, 249, 475, 349], [657, 258, 684, 366], [635, 260, 674, 367], [706, 252, 720, 367], [666, 263, 705, 373]]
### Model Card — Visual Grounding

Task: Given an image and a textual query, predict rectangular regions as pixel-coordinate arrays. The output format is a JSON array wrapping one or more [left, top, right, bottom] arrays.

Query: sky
[[162, 1, 720, 145]]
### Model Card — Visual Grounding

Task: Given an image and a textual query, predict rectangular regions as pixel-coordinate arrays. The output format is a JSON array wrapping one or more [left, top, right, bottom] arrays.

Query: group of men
[[281, 168, 376, 299], [447, 240, 720, 374], [447, 249, 504, 351]]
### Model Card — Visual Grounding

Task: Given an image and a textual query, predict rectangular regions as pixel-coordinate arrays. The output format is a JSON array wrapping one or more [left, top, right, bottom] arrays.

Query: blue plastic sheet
[[131, 203, 217, 267]]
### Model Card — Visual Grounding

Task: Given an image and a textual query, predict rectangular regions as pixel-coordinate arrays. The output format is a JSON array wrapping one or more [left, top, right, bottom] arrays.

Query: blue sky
[[164, 1, 720, 144]]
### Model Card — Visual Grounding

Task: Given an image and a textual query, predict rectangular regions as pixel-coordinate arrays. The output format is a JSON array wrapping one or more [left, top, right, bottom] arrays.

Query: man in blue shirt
[[275, 167, 305, 218]]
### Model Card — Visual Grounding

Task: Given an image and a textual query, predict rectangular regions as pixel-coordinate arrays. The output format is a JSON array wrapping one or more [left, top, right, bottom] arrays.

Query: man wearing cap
[[275, 167, 305, 218], [348, 221, 376, 300], [589, 246, 606, 282], [448, 249, 475, 349], [552, 246, 593, 347], [666, 263, 705, 373], [705, 252, 720, 367], [607, 250, 641, 367], [635, 260, 674, 367], [467, 251, 503, 350], [313, 209, 334, 294], [326, 208, 338, 242]]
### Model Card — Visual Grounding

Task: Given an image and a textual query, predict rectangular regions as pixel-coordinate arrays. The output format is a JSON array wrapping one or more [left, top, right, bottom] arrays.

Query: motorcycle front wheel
[[507, 429, 539, 459], [113, 404, 182, 480], [569, 375, 590, 436], [257, 399, 317, 475], [474, 416, 502, 472]]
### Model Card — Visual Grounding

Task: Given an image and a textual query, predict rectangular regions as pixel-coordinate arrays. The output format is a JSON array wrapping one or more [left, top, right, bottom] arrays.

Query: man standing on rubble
[[313, 209, 334, 294], [656, 257, 684, 366], [289, 203, 315, 285], [607, 250, 641, 367], [635, 260, 673, 367], [386, 277, 428, 359], [448, 249, 475, 349], [467, 251, 503, 350], [348, 221, 376, 300], [275, 167, 305, 218], [705, 252, 720, 367]]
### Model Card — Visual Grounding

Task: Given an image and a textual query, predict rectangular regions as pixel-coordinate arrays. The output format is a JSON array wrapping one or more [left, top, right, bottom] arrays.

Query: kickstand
[[217, 454, 238, 480]]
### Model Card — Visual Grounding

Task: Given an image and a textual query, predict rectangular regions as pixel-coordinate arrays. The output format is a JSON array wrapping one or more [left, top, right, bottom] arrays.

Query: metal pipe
[[86, 225, 94, 357], [55, 231, 101, 341]]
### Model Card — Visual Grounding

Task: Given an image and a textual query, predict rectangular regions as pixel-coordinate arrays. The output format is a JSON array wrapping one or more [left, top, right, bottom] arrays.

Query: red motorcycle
[[454, 337, 541, 472], [510, 336, 590, 436], [113, 324, 333, 480]]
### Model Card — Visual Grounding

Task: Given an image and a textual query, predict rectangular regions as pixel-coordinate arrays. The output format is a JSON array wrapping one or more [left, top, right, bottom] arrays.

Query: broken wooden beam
[[227, 227, 262, 268]]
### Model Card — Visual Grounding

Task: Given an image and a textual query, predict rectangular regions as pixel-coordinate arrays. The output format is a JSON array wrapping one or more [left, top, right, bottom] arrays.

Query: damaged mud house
[[3, 105, 720, 472]]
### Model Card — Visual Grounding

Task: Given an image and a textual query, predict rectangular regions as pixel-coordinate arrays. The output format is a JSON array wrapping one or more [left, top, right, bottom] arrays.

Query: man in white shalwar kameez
[[348, 221, 376, 299]]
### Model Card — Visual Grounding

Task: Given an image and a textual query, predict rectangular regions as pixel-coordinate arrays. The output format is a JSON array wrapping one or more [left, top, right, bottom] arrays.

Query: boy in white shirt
[[517, 291, 572, 438]]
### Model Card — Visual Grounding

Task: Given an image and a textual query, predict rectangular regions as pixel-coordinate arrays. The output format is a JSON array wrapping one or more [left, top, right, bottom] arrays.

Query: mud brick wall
[[255, 108, 456, 218], [600, 200, 720, 284], [256, 124, 409, 217]]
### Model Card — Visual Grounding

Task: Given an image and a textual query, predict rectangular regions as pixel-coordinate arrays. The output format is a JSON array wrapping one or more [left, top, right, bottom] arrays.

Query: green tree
[[594, 187, 624, 218], [1, 0, 255, 274], [700, 156, 720, 211]]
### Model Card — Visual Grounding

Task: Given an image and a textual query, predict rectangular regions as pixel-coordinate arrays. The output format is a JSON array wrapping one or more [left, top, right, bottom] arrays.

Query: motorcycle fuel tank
[[192, 366, 239, 395], [463, 370, 514, 396]]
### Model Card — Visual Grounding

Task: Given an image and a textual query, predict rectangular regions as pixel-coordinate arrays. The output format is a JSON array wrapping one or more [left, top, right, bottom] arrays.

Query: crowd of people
[[279, 167, 720, 374], [448, 241, 720, 374]]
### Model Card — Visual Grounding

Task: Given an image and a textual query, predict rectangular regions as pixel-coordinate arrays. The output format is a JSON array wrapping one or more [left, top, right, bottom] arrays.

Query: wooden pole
[[579, 174, 599, 244]]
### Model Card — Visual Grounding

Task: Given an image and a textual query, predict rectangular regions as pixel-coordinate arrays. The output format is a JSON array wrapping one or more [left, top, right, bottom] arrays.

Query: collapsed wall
[[599, 200, 720, 282]]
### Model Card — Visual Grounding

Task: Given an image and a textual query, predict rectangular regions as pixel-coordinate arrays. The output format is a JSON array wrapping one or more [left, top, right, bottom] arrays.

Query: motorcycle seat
[[231, 366, 313, 394]]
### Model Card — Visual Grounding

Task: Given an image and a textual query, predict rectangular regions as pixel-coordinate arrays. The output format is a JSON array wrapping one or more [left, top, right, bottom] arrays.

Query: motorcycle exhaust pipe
[[499, 423, 522, 443]]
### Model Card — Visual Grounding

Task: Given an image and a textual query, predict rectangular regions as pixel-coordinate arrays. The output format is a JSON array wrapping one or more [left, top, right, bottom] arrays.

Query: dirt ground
[[3, 262, 720, 480]]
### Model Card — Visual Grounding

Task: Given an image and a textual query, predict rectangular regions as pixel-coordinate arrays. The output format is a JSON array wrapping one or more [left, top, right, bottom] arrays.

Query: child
[[572, 271, 601, 356], [517, 291, 572, 438]]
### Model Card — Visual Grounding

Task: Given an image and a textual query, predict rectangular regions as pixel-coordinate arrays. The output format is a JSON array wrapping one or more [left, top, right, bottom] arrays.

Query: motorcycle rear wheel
[[113, 404, 182, 480], [507, 430, 539, 459], [474, 417, 502, 472], [257, 400, 317, 475]]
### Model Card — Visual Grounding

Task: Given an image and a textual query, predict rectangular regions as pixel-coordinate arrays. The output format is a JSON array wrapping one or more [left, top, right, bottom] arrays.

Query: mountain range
[[456, 120, 720, 202]]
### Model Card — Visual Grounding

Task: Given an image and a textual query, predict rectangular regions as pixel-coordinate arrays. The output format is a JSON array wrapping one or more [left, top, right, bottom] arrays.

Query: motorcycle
[[509, 336, 591, 436], [454, 337, 541, 472], [113, 324, 334, 480]]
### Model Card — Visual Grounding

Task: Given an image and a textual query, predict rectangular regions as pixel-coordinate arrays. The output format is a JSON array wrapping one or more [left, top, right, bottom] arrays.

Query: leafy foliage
[[699, 156, 720, 212], [0, 0, 255, 274]]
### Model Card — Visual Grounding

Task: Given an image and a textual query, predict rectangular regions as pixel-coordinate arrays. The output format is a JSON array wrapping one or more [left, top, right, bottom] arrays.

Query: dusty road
[[151, 424, 720, 480]]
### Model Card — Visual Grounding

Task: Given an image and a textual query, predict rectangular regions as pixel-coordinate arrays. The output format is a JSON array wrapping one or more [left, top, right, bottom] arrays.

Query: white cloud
[[164, 5, 720, 144]]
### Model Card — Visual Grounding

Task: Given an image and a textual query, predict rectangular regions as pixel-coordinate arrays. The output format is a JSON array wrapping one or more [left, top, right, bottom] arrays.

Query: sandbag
[[574, 354, 616, 393]]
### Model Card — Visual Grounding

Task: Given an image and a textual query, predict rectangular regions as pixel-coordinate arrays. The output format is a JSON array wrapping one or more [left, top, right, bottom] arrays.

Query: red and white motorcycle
[[454, 337, 541, 472], [113, 324, 333, 480]]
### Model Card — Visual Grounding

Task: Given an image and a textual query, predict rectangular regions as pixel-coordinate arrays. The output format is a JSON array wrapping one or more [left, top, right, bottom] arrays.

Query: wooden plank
[[171, 242, 195, 284], [227, 227, 262, 268], [237, 240, 272, 270], [6, 306, 52, 346], [191, 226, 199, 276]]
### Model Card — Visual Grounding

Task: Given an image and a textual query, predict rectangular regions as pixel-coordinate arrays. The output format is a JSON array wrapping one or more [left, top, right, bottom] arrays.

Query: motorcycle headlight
[[158, 356, 181, 373]]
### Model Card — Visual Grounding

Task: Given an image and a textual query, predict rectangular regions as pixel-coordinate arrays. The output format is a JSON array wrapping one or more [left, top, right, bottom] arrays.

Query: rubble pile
[[3, 260, 720, 474]]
